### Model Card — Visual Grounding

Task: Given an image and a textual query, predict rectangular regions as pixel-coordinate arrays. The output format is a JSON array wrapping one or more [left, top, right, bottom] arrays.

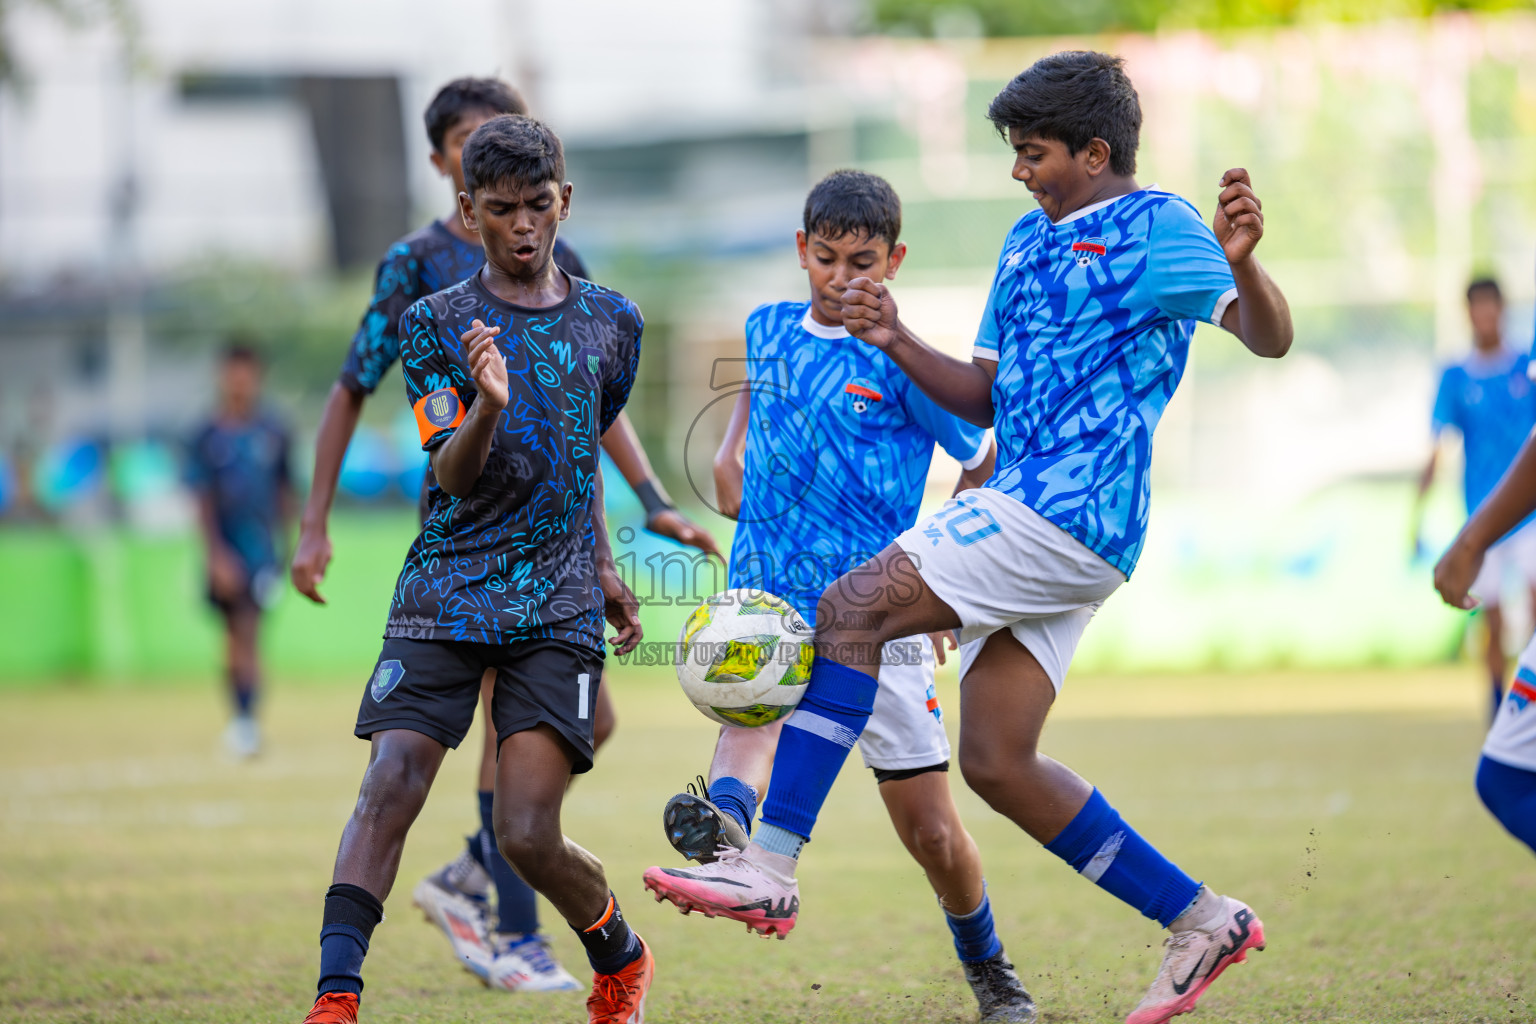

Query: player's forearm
[[194, 494, 230, 558], [300, 383, 366, 531], [1455, 432, 1536, 555], [1230, 257, 1292, 358], [430, 398, 501, 498], [600, 412, 653, 488], [885, 323, 996, 427], [1416, 449, 1439, 499]]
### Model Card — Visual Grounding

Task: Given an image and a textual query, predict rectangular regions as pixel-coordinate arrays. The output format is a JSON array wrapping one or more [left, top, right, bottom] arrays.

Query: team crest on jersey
[[1509, 672, 1536, 714], [1071, 237, 1108, 267], [370, 659, 405, 702], [844, 378, 884, 414]]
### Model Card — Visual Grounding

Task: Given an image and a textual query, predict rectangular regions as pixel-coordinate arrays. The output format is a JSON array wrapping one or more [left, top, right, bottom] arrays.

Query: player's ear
[[458, 191, 477, 232], [558, 182, 573, 222], [884, 242, 907, 281], [1083, 138, 1111, 177], [796, 230, 809, 270], [429, 148, 448, 178]]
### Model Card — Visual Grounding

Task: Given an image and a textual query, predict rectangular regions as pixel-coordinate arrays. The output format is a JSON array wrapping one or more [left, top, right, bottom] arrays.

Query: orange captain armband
[[413, 387, 466, 446]]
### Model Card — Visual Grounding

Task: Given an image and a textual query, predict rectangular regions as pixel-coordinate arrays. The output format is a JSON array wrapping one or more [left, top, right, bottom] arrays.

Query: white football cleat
[[642, 845, 799, 938], [487, 932, 581, 992], [1126, 889, 1265, 1024], [412, 852, 494, 979]]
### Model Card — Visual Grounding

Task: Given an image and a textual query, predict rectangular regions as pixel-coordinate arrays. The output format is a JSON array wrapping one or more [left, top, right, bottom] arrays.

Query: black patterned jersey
[[386, 269, 642, 652], [339, 219, 589, 395]]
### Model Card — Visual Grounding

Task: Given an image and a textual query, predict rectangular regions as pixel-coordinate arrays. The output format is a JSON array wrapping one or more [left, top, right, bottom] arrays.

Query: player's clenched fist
[[1214, 168, 1264, 265], [841, 277, 900, 350], [461, 318, 509, 410]]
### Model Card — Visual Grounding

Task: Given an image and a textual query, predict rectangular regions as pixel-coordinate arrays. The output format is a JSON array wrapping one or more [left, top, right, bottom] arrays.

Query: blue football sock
[[1044, 789, 1202, 927], [757, 658, 879, 849], [473, 790, 539, 935], [707, 775, 756, 836], [231, 671, 256, 716], [945, 884, 1003, 963], [317, 883, 383, 998], [1475, 755, 1536, 855]]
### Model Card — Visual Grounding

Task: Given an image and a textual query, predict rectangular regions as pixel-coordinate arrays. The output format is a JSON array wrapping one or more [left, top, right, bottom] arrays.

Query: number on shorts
[[577, 673, 590, 720], [932, 498, 1001, 547]]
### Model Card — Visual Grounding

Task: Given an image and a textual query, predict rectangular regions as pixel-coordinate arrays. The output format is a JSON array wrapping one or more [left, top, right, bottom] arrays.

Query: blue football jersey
[[388, 271, 641, 652], [339, 220, 588, 395], [1432, 349, 1536, 514], [974, 189, 1237, 577], [185, 411, 292, 572], [729, 302, 990, 626]]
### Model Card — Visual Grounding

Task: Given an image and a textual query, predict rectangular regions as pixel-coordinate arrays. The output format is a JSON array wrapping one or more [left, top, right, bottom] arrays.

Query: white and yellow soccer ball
[[676, 589, 815, 728]]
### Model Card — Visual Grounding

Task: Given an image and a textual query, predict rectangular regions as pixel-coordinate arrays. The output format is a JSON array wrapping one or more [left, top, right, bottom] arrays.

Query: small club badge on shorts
[[371, 660, 405, 702]]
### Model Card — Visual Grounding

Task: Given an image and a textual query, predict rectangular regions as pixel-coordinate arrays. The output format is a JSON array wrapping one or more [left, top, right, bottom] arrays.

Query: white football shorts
[[1470, 520, 1536, 610], [1484, 631, 1536, 772], [894, 488, 1125, 691], [859, 633, 950, 772]]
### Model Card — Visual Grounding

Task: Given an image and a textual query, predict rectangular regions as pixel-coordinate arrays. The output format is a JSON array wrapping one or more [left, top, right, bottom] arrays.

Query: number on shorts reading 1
[[577, 673, 590, 720]]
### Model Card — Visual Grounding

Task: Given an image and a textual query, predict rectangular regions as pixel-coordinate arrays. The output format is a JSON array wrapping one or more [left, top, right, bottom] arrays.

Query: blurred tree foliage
[[875, 0, 1533, 37]]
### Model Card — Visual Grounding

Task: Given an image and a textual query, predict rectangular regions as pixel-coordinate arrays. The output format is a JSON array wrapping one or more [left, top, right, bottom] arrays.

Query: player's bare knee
[[904, 816, 958, 871], [357, 754, 432, 826]]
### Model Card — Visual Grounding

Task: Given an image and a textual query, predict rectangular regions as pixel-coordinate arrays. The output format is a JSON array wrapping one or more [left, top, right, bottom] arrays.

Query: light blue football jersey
[[1432, 349, 1536, 515], [729, 302, 990, 626], [974, 189, 1237, 576]]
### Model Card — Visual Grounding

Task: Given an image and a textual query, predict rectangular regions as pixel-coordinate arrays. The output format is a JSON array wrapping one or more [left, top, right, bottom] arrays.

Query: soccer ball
[[676, 589, 814, 728]]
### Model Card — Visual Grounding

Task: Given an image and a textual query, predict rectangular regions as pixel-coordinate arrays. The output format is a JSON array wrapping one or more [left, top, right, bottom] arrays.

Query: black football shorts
[[354, 637, 606, 773]]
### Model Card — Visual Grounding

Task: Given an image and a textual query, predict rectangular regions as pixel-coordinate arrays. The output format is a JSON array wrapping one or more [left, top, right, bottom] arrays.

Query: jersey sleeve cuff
[[972, 343, 1000, 361], [959, 429, 993, 471], [1210, 287, 1239, 329]]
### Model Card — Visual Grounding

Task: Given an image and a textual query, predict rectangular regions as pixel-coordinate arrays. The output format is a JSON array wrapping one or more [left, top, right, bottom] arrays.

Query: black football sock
[[573, 892, 642, 974], [317, 882, 384, 998]]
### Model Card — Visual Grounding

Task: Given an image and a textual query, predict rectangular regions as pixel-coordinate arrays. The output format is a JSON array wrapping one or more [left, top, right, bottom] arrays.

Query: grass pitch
[[0, 665, 1529, 1023]]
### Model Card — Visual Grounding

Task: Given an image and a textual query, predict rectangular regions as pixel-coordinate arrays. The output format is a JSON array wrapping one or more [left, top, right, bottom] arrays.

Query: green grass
[[0, 666, 1530, 1023]]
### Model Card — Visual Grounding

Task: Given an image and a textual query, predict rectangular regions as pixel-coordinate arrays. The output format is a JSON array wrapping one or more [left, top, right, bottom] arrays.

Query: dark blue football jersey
[[339, 219, 589, 395], [385, 270, 642, 652], [185, 411, 292, 572]]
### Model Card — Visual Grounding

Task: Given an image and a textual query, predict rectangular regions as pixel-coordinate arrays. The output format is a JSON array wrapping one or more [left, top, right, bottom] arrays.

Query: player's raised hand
[[1214, 168, 1264, 265], [1434, 538, 1483, 611], [600, 561, 643, 655], [461, 319, 509, 411], [646, 508, 725, 562], [841, 277, 900, 350], [290, 527, 333, 604]]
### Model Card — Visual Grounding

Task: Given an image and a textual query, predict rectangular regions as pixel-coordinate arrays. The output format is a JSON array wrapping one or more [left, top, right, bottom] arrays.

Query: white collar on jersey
[[801, 307, 851, 340], [1050, 184, 1160, 225]]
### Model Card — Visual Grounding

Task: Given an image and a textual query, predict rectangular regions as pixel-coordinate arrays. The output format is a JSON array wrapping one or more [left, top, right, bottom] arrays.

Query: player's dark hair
[[1467, 277, 1502, 303], [803, 169, 902, 249], [462, 114, 565, 196], [424, 77, 527, 153], [221, 333, 261, 366], [987, 51, 1142, 176]]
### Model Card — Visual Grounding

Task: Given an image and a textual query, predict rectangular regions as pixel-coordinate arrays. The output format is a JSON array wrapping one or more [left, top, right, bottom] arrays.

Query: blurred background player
[[652, 170, 1035, 1022], [1435, 420, 1536, 857], [288, 76, 718, 994], [1416, 277, 1536, 721], [300, 114, 652, 1024], [186, 341, 294, 758], [644, 52, 1293, 1024]]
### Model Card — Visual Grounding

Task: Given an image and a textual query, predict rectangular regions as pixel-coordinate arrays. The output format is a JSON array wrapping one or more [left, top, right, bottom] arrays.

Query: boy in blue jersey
[[1416, 278, 1536, 721], [299, 116, 653, 1024], [290, 77, 717, 993], [649, 171, 1035, 1022], [186, 342, 294, 758], [645, 52, 1293, 1024]]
